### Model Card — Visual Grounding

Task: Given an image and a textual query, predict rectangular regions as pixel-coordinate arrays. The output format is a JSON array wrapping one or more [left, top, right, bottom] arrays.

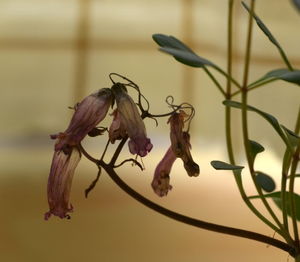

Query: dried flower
[[53, 88, 113, 152], [45, 147, 81, 220], [181, 132, 200, 177], [151, 147, 176, 197], [112, 83, 153, 157], [168, 111, 199, 177], [108, 109, 127, 143]]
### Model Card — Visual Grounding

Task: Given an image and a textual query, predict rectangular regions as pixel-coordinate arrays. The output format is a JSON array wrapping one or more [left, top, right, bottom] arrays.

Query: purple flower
[[45, 147, 81, 220], [112, 83, 153, 157], [108, 109, 127, 144], [53, 88, 113, 152], [151, 147, 176, 197], [168, 111, 199, 177]]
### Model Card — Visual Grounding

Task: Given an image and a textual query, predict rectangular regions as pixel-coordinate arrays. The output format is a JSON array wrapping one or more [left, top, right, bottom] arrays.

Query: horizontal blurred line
[[0, 38, 300, 66]]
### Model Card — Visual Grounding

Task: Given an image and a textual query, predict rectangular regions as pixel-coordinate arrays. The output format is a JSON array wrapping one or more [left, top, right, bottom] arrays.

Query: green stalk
[[203, 66, 226, 97], [288, 106, 300, 248], [240, 0, 293, 243], [224, 0, 284, 236], [281, 150, 291, 232]]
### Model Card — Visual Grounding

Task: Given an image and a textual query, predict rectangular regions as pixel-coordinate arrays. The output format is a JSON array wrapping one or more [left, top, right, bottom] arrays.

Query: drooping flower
[[168, 111, 199, 177], [53, 88, 113, 152], [45, 147, 81, 220], [151, 147, 176, 197], [111, 83, 153, 157], [108, 109, 127, 144], [181, 131, 200, 177]]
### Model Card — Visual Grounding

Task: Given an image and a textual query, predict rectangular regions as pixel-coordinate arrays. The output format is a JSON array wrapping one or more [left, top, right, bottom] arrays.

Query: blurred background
[[0, 0, 300, 261]]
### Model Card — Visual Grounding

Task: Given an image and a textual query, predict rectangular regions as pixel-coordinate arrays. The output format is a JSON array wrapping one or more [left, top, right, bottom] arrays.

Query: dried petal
[[108, 109, 127, 143], [45, 147, 81, 220], [151, 147, 176, 197], [112, 83, 153, 157], [169, 111, 199, 177], [54, 88, 112, 151]]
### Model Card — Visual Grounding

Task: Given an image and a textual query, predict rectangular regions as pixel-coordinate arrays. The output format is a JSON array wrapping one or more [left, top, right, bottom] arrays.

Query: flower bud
[[45, 147, 81, 220], [54, 88, 113, 152], [151, 147, 176, 197], [112, 83, 153, 157]]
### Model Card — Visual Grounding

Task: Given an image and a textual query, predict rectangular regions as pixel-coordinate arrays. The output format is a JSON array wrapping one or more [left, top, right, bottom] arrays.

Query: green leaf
[[249, 140, 265, 162], [255, 171, 276, 192], [152, 34, 194, 53], [153, 34, 217, 68], [211, 160, 244, 170], [242, 2, 280, 49], [281, 125, 300, 147], [254, 69, 300, 86], [249, 191, 300, 221], [159, 47, 214, 68], [292, 0, 300, 12], [223, 100, 289, 147]]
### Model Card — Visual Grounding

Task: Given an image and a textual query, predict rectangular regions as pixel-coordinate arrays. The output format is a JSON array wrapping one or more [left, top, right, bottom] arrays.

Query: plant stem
[[231, 78, 277, 97], [224, 0, 286, 237], [203, 66, 226, 97], [288, 106, 300, 247], [240, 0, 293, 243], [101, 162, 295, 256]]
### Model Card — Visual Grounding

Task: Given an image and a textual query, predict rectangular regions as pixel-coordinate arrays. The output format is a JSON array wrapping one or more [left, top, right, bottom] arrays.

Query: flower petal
[[45, 147, 81, 220], [151, 147, 176, 197]]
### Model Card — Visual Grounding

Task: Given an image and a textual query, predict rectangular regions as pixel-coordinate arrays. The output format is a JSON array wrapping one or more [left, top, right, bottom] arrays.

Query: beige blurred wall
[[0, 0, 300, 261]]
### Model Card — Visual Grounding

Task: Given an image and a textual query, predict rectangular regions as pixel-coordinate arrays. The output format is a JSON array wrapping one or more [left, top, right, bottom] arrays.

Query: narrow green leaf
[[256, 69, 300, 86], [249, 191, 300, 221], [249, 140, 265, 162], [255, 171, 276, 192], [153, 34, 218, 69], [223, 100, 289, 147], [292, 0, 300, 12], [281, 125, 300, 147], [211, 160, 244, 170], [242, 2, 280, 49], [152, 34, 194, 53], [159, 47, 214, 68]]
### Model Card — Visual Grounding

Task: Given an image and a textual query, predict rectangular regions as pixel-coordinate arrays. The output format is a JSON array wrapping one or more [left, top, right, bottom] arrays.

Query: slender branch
[[231, 78, 277, 97], [203, 66, 227, 97], [224, 0, 283, 237], [102, 163, 295, 256], [240, 0, 293, 243], [288, 106, 300, 247]]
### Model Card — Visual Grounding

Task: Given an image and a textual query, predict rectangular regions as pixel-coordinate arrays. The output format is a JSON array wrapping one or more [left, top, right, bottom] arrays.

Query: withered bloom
[[45, 147, 81, 220], [53, 88, 113, 152], [151, 147, 176, 197], [108, 109, 127, 143], [168, 111, 199, 177], [181, 132, 200, 177], [111, 83, 153, 157]]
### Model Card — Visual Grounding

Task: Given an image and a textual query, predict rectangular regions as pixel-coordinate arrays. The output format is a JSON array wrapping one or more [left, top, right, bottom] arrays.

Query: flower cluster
[[45, 75, 199, 220], [45, 82, 153, 220]]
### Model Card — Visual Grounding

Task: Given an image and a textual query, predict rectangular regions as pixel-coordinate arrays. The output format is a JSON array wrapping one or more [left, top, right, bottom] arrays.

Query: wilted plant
[[46, 0, 300, 261]]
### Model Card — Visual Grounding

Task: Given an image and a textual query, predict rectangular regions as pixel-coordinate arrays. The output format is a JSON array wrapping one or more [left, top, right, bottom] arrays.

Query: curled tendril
[[109, 72, 150, 112], [164, 96, 195, 132]]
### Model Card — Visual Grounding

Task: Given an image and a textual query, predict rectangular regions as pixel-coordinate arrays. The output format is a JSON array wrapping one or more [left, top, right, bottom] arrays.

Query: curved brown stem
[[101, 163, 295, 257]]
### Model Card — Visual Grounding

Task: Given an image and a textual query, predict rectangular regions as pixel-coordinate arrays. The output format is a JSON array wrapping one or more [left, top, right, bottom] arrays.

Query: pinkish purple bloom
[[151, 147, 176, 197], [45, 147, 81, 220], [112, 83, 153, 157], [53, 88, 112, 152], [108, 109, 127, 144]]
